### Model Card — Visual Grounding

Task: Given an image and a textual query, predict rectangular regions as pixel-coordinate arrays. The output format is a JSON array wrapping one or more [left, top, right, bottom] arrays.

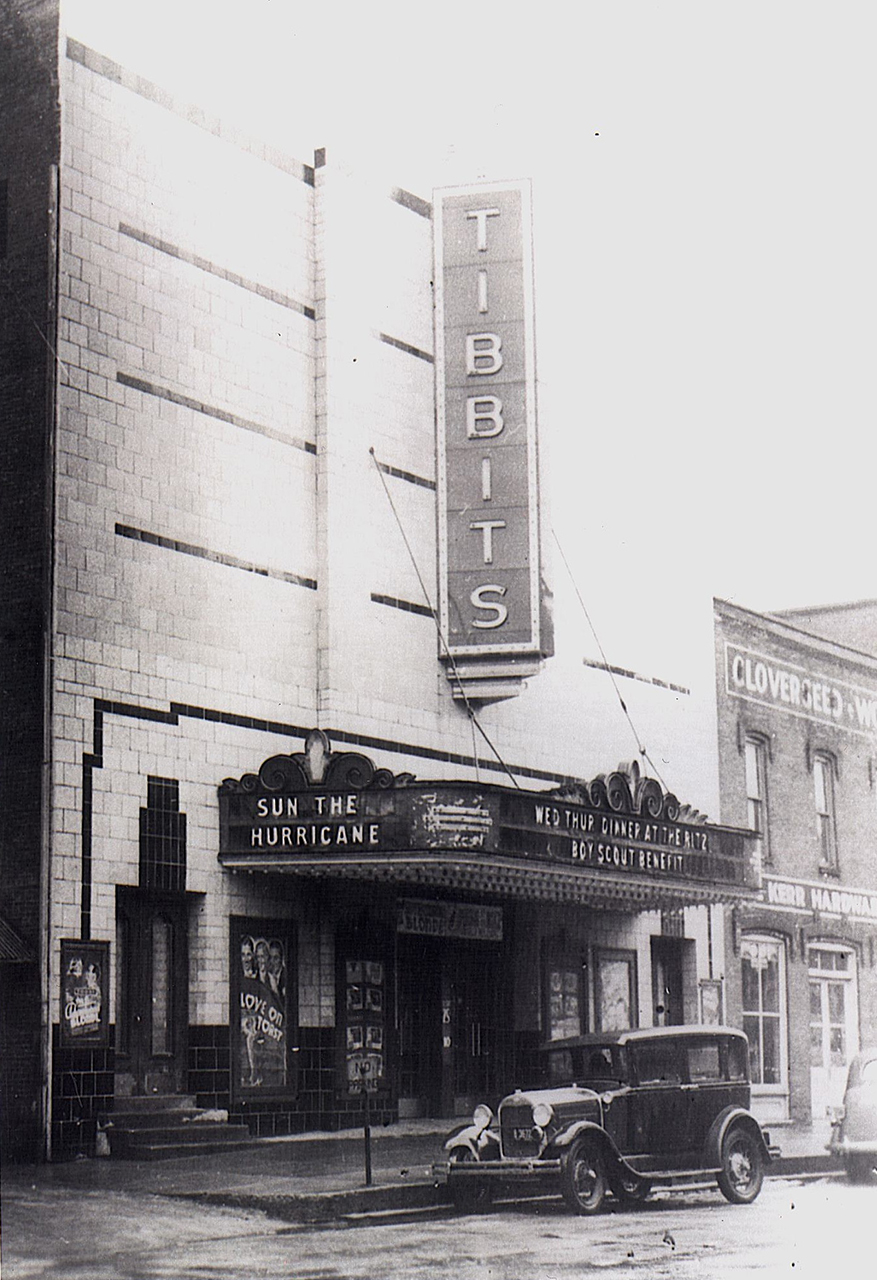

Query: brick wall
[[0, 0, 60, 1162]]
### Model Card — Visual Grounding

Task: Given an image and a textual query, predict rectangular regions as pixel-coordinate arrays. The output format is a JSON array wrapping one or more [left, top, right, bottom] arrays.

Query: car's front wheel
[[846, 1154, 877, 1183], [717, 1125, 764, 1204], [561, 1137, 607, 1214], [448, 1147, 493, 1212]]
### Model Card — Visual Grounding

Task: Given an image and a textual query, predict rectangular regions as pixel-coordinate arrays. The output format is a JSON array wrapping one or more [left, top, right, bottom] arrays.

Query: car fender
[[704, 1106, 772, 1167], [550, 1120, 626, 1168], [445, 1124, 499, 1162]]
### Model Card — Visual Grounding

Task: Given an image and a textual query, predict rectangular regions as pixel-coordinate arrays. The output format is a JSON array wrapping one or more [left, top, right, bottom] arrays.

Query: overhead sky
[[59, 0, 877, 804]]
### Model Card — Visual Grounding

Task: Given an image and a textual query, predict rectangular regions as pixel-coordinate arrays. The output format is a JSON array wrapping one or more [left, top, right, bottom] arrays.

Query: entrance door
[[808, 944, 858, 1119], [396, 935, 505, 1117], [116, 889, 189, 1096], [397, 936, 443, 1117], [651, 938, 685, 1026]]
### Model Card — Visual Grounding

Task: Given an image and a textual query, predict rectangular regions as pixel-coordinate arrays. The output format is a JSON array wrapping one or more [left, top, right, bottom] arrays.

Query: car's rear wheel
[[561, 1137, 607, 1214], [448, 1147, 493, 1212], [846, 1155, 877, 1183], [717, 1125, 764, 1204]]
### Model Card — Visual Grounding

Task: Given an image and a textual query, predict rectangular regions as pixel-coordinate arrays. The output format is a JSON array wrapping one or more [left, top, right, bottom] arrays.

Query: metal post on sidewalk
[[360, 1062, 373, 1187]]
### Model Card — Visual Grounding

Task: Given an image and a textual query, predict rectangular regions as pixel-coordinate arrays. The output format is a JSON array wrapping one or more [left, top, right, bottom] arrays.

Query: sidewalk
[[1, 1116, 841, 1224]]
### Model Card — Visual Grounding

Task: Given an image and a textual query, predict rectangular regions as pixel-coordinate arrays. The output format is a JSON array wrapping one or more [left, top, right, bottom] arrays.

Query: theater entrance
[[115, 888, 189, 1096], [396, 931, 506, 1118]]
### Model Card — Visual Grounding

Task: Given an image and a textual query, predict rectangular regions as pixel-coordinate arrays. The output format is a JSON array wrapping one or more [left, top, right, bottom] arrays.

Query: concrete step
[[111, 1123, 249, 1148], [100, 1109, 204, 1129], [123, 1136, 257, 1162], [109, 1095, 199, 1113]]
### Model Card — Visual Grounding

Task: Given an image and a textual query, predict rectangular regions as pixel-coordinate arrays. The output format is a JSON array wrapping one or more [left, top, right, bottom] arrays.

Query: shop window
[[744, 735, 771, 864], [544, 956, 586, 1041], [741, 936, 786, 1087], [813, 752, 838, 869], [595, 949, 637, 1032]]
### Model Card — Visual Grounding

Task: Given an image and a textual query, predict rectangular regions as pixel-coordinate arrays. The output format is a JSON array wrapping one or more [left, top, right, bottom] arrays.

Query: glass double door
[[115, 889, 189, 1096], [396, 935, 504, 1117]]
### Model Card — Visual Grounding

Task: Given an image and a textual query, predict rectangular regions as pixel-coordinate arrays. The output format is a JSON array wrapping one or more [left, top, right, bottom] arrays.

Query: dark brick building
[[0, 0, 60, 1162]]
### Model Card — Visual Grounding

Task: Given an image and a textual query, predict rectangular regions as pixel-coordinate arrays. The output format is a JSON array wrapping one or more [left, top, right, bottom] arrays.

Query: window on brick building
[[813, 752, 838, 869], [744, 735, 770, 864], [741, 935, 787, 1088]]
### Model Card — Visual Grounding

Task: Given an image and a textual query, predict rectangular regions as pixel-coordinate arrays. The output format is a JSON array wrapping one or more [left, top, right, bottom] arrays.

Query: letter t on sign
[[466, 207, 500, 250]]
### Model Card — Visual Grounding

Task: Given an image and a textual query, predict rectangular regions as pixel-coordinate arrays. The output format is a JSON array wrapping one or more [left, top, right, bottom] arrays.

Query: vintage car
[[828, 1046, 877, 1182], [435, 1026, 774, 1213]]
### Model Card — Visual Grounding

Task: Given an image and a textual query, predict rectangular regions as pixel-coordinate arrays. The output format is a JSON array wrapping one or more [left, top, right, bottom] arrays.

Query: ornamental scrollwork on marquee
[[548, 759, 706, 825], [220, 729, 417, 795]]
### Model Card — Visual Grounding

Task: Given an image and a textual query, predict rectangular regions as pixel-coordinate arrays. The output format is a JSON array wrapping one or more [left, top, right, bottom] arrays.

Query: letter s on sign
[[470, 584, 508, 629]]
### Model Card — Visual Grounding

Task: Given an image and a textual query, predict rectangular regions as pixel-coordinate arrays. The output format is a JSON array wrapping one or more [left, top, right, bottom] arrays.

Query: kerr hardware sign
[[764, 875, 877, 924], [725, 641, 877, 738], [218, 735, 755, 893], [433, 180, 545, 659]]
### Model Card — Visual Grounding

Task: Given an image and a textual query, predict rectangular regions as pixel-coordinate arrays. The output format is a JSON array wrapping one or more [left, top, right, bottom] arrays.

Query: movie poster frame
[[229, 916, 298, 1104]]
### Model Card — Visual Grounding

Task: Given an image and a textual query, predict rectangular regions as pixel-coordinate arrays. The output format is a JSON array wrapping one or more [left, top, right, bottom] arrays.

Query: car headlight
[[532, 1102, 554, 1128], [473, 1103, 494, 1131]]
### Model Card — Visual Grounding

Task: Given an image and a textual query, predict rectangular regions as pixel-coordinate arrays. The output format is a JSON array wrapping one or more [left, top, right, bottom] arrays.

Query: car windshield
[[546, 1044, 622, 1086]]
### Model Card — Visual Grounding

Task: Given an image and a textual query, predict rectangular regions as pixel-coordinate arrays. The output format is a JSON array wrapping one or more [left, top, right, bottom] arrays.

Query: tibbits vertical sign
[[434, 180, 548, 701]]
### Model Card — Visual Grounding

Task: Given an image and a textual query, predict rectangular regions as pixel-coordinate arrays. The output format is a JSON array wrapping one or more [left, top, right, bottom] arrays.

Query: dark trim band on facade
[[77, 697, 600, 930], [390, 187, 432, 219], [115, 372, 317, 454], [581, 658, 690, 697], [373, 459, 436, 491], [115, 524, 318, 589], [377, 333, 434, 364], [65, 39, 315, 184], [118, 225, 316, 319], [370, 592, 433, 618]]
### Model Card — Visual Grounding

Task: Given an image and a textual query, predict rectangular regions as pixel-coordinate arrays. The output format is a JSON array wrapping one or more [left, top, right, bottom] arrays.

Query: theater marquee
[[433, 180, 549, 701], [218, 734, 759, 910]]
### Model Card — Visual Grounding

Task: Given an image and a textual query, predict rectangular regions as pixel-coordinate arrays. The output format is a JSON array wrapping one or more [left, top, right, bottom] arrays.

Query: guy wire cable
[[369, 447, 522, 790], [551, 526, 671, 793]]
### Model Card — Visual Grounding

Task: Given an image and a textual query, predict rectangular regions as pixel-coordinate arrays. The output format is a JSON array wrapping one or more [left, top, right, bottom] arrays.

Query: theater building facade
[[2, 1, 757, 1161], [715, 598, 877, 1125]]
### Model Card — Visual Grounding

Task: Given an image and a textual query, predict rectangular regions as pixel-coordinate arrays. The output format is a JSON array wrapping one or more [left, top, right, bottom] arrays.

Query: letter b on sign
[[466, 396, 504, 438], [466, 333, 503, 376]]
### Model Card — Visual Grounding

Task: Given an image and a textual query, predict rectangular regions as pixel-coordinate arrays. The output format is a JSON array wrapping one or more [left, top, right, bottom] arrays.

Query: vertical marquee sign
[[434, 180, 547, 699]]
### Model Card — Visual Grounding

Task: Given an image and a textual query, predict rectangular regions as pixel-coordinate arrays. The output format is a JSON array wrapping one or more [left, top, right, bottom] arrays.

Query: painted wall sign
[[725, 641, 877, 737], [397, 898, 503, 942], [60, 939, 109, 1046], [433, 180, 544, 660], [764, 875, 877, 923]]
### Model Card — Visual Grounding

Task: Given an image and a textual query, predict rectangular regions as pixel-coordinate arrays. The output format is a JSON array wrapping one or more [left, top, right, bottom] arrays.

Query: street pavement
[[1, 1159, 870, 1280], [0, 1116, 850, 1274], [1, 1115, 838, 1223]]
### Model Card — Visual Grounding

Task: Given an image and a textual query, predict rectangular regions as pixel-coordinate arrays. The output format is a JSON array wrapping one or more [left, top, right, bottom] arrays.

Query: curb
[[174, 1180, 447, 1222], [173, 1153, 842, 1223]]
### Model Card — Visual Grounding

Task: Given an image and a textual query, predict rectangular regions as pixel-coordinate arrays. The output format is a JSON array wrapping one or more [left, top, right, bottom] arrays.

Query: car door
[[628, 1038, 689, 1168], [682, 1035, 729, 1160]]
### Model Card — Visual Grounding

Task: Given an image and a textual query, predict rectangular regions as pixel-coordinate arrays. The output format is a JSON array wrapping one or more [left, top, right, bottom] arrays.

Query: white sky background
[[61, 0, 877, 801]]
